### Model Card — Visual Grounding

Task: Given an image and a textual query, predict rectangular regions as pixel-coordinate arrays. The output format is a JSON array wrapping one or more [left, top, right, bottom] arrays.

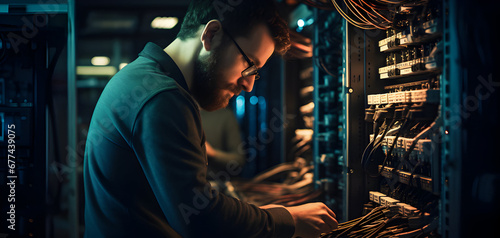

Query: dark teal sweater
[[83, 42, 294, 238]]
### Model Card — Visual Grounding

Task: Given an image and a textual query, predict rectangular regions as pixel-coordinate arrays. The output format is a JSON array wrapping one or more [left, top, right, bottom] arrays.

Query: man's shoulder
[[113, 56, 179, 92], [93, 55, 196, 126], [103, 55, 190, 106]]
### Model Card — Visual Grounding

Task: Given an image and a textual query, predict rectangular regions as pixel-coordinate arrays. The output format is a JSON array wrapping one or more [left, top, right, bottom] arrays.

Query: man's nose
[[239, 76, 256, 92]]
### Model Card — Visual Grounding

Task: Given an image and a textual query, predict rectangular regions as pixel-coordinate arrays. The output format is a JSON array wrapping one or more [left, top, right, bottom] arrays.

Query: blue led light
[[250, 96, 259, 105], [236, 95, 245, 118]]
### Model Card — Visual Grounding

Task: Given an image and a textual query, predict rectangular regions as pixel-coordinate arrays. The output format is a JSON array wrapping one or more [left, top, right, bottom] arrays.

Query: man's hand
[[205, 141, 217, 157], [285, 202, 338, 238]]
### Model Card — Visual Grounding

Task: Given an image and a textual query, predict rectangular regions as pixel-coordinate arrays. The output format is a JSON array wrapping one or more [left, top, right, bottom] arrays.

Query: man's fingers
[[319, 204, 337, 230], [324, 205, 336, 219], [319, 212, 338, 231], [325, 217, 338, 230], [287, 202, 339, 238]]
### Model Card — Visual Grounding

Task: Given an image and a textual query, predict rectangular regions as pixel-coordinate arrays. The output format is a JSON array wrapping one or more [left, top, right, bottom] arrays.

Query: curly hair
[[177, 0, 291, 55]]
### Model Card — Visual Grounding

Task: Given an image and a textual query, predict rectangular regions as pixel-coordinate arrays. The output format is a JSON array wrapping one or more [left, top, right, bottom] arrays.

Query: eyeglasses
[[223, 29, 260, 80]]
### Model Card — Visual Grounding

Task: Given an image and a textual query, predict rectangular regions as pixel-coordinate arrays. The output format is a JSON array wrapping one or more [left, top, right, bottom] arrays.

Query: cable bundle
[[232, 160, 322, 206], [320, 205, 438, 238], [301, 0, 432, 30], [331, 0, 394, 30]]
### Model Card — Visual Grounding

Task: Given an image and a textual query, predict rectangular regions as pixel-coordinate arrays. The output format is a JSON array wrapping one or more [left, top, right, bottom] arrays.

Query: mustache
[[226, 83, 243, 96], [233, 88, 242, 96]]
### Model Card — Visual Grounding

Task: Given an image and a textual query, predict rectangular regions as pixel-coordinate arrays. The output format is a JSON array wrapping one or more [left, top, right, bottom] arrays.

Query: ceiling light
[[91, 56, 110, 66], [151, 17, 178, 29], [77, 66, 117, 76], [297, 19, 305, 28]]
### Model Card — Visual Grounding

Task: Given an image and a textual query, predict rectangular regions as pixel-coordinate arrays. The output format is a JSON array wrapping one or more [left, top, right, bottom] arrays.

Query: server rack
[[341, 0, 446, 233], [0, 1, 77, 237], [313, 0, 500, 237], [312, 8, 347, 222]]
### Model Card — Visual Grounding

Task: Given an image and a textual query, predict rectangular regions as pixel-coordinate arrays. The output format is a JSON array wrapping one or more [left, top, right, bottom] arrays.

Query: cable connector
[[365, 105, 376, 122]]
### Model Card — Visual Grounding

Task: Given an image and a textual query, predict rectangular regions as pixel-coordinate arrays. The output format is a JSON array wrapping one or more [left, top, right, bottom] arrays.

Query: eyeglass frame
[[222, 28, 260, 80]]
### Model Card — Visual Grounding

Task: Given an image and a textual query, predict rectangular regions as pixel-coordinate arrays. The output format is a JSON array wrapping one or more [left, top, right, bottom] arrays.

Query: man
[[84, 0, 338, 237]]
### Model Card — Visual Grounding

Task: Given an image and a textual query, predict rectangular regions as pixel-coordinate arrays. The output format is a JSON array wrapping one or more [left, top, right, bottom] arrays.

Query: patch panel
[[378, 166, 434, 192], [376, 136, 433, 165], [383, 77, 440, 91], [410, 89, 439, 103], [388, 91, 409, 104], [379, 56, 440, 79], [367, 89, 439, 105], [379, 18, 441, 53], [371, 135, 433, 158]]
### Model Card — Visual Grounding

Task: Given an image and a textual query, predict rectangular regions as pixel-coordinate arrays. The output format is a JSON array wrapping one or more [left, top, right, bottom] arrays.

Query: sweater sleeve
[[130, 90, 295, 238]]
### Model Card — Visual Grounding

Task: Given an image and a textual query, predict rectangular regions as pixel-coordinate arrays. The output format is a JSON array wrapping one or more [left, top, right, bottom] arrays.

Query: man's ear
[[200, 20, 223, 52]]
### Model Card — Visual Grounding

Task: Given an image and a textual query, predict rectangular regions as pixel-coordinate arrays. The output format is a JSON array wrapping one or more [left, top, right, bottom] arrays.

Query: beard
[[191, 44, 242, 111]]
